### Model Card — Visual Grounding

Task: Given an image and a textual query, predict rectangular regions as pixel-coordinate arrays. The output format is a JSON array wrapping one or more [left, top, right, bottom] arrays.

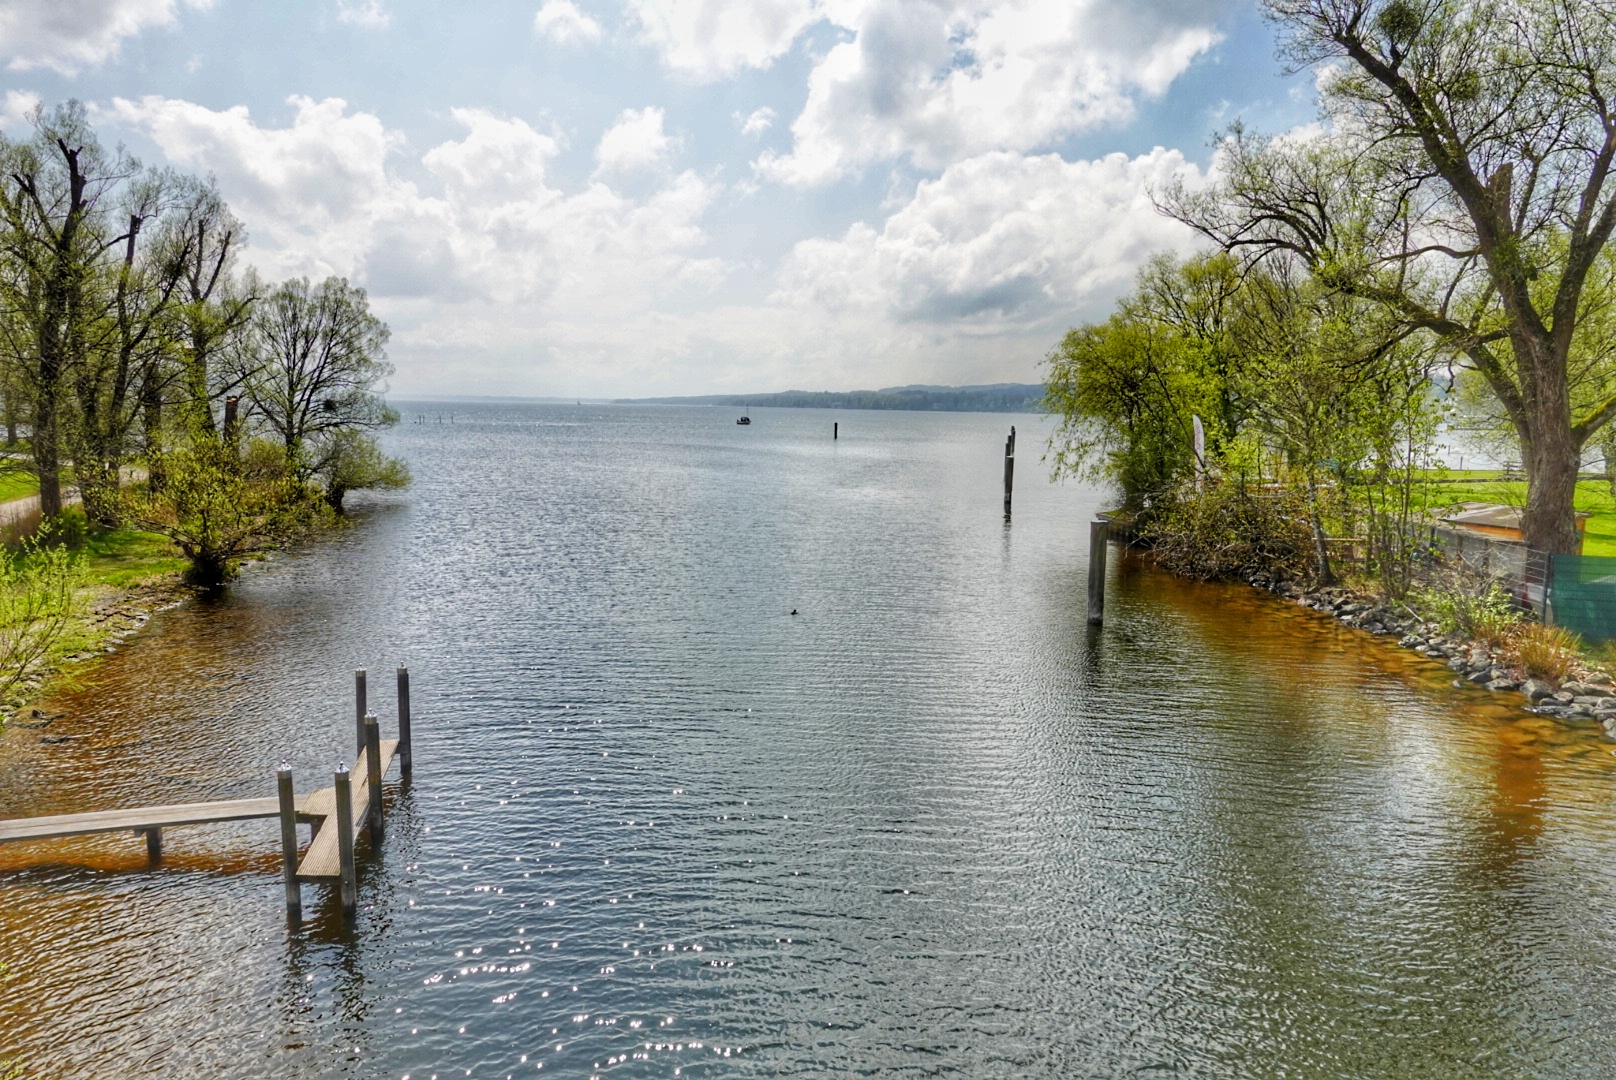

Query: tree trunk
[[1306, 475, 1334, 585], [1517, 332, 1582, 554], [33, 383, 61, 520]]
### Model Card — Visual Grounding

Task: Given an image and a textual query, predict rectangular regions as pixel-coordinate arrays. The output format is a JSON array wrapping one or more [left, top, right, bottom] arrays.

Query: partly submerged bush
[[1147, 482, 1312, 581]]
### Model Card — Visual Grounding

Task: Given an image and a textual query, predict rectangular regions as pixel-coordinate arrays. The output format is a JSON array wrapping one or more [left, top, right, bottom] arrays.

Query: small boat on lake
[[737, 416, 751, 425]]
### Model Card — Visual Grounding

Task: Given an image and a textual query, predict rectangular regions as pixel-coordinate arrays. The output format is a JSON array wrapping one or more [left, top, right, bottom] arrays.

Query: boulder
[[1552, 691, 1577, 704], [1486, 678, 1521, 692], [1521, 678, 1557, 701]]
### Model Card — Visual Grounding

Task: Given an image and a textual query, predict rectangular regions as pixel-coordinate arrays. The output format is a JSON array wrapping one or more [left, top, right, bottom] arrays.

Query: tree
[[1169, 0, 1616, 552], [1044, 253, 1243, 513], [316, 428, 411, 512], [124, 437, 316, 587], [0, 102, 134, 519], [238, 276, 397, 485]]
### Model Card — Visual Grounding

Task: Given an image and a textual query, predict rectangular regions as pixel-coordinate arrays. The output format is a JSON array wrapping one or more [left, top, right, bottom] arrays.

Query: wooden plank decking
[[296, 738, 396, 880], [0, 665, 414, 920], [0, 795, 316, 844]]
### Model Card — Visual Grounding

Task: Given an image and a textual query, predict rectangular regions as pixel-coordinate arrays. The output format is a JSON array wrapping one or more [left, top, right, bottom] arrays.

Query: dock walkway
[[0, 667, 414, 919]]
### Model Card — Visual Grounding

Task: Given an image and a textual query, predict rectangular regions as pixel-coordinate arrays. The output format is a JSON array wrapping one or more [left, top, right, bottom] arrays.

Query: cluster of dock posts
[[0, 667, 413, 922]]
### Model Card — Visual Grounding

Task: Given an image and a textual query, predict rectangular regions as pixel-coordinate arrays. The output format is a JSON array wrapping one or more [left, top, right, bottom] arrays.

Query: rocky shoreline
[[1243, 571, 1616, 737]]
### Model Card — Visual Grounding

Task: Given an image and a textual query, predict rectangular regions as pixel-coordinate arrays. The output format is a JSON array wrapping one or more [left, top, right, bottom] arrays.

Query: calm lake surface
[[3, 403, 1616, 1077]]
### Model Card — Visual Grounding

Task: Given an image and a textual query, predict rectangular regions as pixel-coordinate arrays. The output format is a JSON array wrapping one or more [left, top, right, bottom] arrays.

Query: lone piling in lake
[[1087, 518, 1109, 625], [1003, 426, 1016, 519]]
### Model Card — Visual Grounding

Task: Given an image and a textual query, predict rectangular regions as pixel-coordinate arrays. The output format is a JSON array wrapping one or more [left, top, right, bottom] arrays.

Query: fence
[[1546, 554, 1616, 643], [1414, 522, 1551, 615]]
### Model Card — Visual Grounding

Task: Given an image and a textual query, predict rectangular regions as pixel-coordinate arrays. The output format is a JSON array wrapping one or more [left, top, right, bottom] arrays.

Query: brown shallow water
[[1, 404, 1614, 1077]]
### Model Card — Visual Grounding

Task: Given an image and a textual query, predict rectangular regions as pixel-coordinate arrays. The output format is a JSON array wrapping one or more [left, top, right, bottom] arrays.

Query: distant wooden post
[[1003, 426, 1016, 518], [334, 765, 357, 916], [354, 669, 367, 755], [396, 667, 412, 777], [1087, 518, 1109, 625], [276, 764, 301, 915], [139, 826, 162, 862], [834, 422, 838, 440], [364, 713, 383, 843]]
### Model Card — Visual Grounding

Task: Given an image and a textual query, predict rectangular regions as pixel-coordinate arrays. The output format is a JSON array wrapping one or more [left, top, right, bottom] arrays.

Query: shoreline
[[1230, 565, 1616, 735], [4, 573, 194, 728]]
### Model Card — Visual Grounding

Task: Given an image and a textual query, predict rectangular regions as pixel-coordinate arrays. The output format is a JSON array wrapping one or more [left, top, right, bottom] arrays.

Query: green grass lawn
[[0, 469, 39, 503], [75, 525, 188, 587], [1409, 472, 1616, 557]]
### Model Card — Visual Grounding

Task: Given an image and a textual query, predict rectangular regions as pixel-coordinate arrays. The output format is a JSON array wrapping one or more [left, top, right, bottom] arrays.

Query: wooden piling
[[396, 667, 412, 777], [354, 668, 367, 754], [364, 714, 383, 843], [1087, 518, 1109, 625], [334, 765, 357, 916], [834, 422, 838, 440], [1003, 426, 1016, 518], [276, 765, 301, 914], [140, 827, 162, 862]]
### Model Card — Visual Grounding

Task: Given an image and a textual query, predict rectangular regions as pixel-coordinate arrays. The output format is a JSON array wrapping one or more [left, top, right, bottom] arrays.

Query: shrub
[[1148, 482, 1313, 581], [0, 538, 85, 710], [1511, 622, 1583, 683], [1412, 579, 1522, 647]]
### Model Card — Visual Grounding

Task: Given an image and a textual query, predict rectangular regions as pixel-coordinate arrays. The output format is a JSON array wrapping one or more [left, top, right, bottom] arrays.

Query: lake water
[[2, 403, 1616, 1077]]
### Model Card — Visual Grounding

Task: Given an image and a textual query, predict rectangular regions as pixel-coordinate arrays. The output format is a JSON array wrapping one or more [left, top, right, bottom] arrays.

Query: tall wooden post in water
[[1087, 518, 1109, 625], [354, 669, 367, 754], [397, 667, 413, 777], [1003, 426, 1016, 519], [334, 764, 357, 916], [276, 764, 301, 916]]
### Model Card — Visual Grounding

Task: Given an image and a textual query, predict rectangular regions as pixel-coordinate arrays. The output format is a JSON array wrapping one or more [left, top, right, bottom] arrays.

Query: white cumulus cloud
[[738, 107, 776, 136], [594, 106, 677, 176], [0, 0, 212, 74], [758, 0, 1223, 186], [104, 95, 728, 396], [533, 0, 603, 44], [776, 147, 1210, 324], [627, 0, 823, 81], [336, 0, 390, 29]]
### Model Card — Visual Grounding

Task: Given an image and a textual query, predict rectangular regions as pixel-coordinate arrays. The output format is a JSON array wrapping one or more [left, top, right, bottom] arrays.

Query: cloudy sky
[[0, 0, 1314, 398]]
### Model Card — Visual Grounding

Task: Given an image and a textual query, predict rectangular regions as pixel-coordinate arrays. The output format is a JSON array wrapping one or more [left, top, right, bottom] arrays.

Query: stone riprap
[[1241, 572, 1616, 737]]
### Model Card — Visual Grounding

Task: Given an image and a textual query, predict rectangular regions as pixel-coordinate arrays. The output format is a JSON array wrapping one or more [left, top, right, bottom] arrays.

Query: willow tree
[[1170, 0, 1616, 553]]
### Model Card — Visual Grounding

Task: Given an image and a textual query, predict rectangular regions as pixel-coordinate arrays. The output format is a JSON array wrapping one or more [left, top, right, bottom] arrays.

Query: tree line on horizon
[[0, 101, 408, 586], [1046, 0, 1616, 589], [622, 384, 1046, 413]]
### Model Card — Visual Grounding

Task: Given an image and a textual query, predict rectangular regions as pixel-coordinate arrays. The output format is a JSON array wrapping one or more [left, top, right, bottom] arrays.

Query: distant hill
[[618, 383, 1046, 413]]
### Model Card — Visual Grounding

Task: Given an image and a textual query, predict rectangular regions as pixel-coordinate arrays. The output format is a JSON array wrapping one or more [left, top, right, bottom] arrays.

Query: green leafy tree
[[124, 438, 316, 587], [0, 536, 84, 709], [1044, 254, 1242, 512], [238, 276, 396, 485], [316, 428, 410, 512], [1169, 0, 1616, 552], [0, 101, 133, 519]]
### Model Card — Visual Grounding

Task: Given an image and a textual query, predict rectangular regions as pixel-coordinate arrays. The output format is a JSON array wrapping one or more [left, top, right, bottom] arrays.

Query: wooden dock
[[0, 666, 415, 919]]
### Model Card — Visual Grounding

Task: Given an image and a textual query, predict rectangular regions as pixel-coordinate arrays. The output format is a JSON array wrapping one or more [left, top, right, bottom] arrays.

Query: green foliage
[[0, 534, 86, 709], [1147, 482, 1314, 582], [122, 438, 319, 587], [1411, 579, 1522, 647], [316, 429, 411, 512], [1043, 253, 1241, 513]]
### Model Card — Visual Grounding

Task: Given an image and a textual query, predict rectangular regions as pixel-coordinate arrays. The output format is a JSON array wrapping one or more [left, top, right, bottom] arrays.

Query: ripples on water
[[2, 404, 1615, 1077]]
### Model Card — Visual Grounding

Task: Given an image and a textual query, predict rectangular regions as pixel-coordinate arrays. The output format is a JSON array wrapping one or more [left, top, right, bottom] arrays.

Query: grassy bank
[[4, 520, 191, 720], [1407, 471, 1616, 557]]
